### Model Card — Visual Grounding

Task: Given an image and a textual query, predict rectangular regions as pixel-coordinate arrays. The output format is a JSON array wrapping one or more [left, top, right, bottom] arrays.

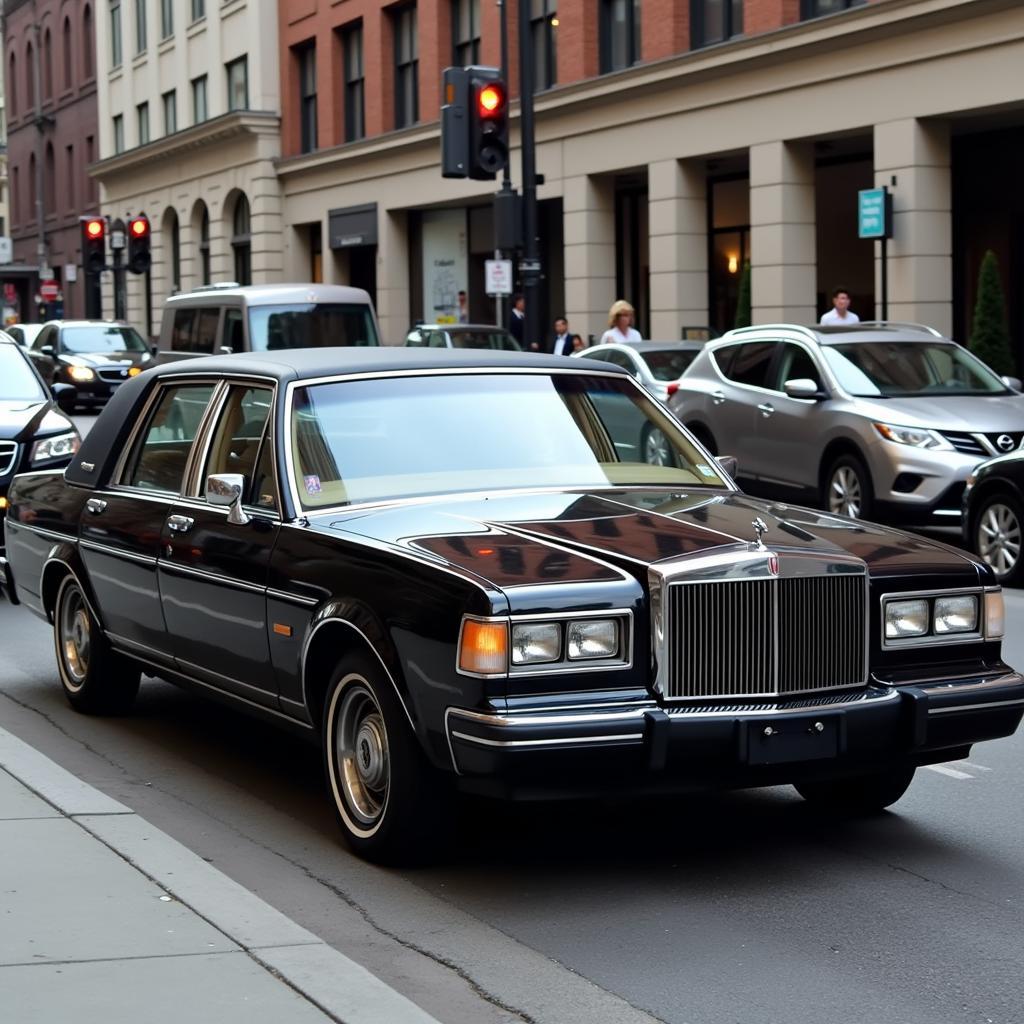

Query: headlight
[[511, 622, 561, 665], [31, 431, 80, 464], [66, 365, 96, 382], [567, 619, 619, 660], [934, 595, 978, 634], [884, 598, 929, 638], [985, 590, 1005, 639], [873, 422, 950, 450]]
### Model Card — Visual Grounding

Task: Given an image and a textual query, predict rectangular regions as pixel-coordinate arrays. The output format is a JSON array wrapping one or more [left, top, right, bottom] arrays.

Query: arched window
[[231, 194, 251, 286], [43, 28, 53, 100], [83, 6, 94, 79], [44, 142, 55, 214], [197, 202, 211, 285], [28, 153, 37, 216], [8, 54, 16, 117], [63, 18, 73, 91], [165, 207, 181, 292], [11, 166, 19, 227], [25, 42, 35, 111]]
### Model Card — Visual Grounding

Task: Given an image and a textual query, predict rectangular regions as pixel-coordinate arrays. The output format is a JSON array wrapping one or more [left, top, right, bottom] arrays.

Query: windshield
[[62, 326, 148, 354], [249, 303, 380, 350], [0, 344, 46, 401], [821, 342, 1008, 398], [640, 349, 699, 381], [445, 330, 520, 351], [289, 373, 727, 508]]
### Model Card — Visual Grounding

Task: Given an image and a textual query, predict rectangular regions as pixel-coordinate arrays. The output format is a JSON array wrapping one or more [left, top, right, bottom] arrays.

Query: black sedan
[[26, 320, 153, 408], [0, 335, 79, 555], [963, 450, 1024, 585], [3, 349, 1022, 863]]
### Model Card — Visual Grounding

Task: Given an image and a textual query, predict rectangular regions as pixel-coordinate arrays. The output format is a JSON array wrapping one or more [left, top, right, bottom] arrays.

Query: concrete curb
[[0, 725, 443, 1024]]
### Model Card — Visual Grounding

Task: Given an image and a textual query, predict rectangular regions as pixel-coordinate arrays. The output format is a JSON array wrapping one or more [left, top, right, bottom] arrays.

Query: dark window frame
[[599, 0, 640, 74], [530, 0, 557, 92], [393, 4, 418, 129], [296, 41, 318, 153], [232, 194, 252, 286], [801, 0, 867, 17], [342, 22, 365, 143], [451, 0, 480, 67], [690, 0, 744, 49], [226, 55, 248, 112]]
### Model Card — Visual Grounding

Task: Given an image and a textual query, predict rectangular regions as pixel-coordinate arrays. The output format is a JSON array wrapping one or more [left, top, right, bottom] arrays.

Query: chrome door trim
[[158, 559, 267, 595], [79, 539, 158, 566], [266, 587, 319, 607], [14, 522, 72, 544]]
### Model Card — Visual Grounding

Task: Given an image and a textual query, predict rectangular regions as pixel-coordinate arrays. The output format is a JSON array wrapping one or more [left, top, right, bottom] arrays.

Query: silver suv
[[669, 322, 1024, 524]]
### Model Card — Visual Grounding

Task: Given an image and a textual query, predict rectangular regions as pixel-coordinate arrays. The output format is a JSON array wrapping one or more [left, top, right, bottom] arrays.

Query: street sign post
[[40, 280, 59, 302], [485, 258, 513, 296], [859, 186, 893, 320]]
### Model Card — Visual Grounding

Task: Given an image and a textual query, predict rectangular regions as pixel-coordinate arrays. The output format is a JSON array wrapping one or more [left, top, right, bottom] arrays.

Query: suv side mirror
[[206, 473, 250, 525], [784, 378, 824, 400], [51, 382, 76, 414], [715, 454, 738, 479], [1001, 375, 1022, 392], [40, 344, 55, 357]]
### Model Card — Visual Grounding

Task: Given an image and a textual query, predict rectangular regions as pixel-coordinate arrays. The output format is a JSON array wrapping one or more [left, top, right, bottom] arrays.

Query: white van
[[157, 283, 380, 362]]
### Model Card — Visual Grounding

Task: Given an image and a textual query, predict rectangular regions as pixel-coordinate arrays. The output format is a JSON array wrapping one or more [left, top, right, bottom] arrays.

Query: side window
[[604, 350, 639, 375], [203, 385, 275, 509], [193, 308, 220, 354], [8, 327, 22, 344], [772, 343, 823, 392], [32, 326, 54, 351], [427, 331, 448, 348], [223, 309, 244, 353], [710, 344, 738, 378], [724, 342, 777, 388], [171, 309, 195, 350], [122, 384, 216, 492]]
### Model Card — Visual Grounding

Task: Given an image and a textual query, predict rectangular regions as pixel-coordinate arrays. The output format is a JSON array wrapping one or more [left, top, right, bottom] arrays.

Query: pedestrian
[[550, 316, 582, 356], [599, 300, 642, 345], [457, 290, 469, 324], [508, 293, 526, 348], [820, 287, 860, 325]]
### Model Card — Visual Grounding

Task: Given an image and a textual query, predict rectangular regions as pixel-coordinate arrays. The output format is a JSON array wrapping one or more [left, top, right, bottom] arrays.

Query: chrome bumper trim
[[450, 730, 644, 749], [929, 698, 1024, 715]]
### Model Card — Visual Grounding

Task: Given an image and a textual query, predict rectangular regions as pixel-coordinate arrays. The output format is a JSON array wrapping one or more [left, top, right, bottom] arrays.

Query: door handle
[[166, 514, 195, 534], [85, 498, 107, 515], [758, 403, 775, 417], [711, 390, 726, 405]]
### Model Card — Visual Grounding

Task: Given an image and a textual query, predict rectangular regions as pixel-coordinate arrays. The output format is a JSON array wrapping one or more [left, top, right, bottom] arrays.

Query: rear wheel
[[824, 453, 873, 520], [640, 424, 676, 467], [53, 575, 140, 714], [794, 766, 915, 815], [973, 492, 1024, 585]]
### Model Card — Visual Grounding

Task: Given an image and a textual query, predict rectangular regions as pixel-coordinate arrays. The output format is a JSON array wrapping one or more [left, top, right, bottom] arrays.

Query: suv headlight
[[873, 423, 951, 450], [31, 431, 80, 464], [66, 365, 96, 382]]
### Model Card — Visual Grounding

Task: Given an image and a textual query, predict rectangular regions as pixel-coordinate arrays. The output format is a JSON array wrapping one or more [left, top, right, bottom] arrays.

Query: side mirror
[[715, 455, 738, 479], [51, 382, 76, 414], [218, 345, 233, 355], [206, 473, 250, 525], [783, 378, 824, 400], [1001, 375, 1022, 392], [40, 344, 55, 357]]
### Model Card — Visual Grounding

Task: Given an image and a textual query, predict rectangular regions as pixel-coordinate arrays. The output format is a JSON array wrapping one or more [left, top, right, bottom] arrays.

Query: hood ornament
[[752, 517, 768, 550]]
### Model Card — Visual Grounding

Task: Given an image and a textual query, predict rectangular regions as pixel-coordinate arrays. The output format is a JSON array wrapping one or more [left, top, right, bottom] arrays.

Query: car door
[[709, 341, 778, 471], [28, 325, 58, 382], [79, 380, 218, 664], [157, 382, 280, 707]]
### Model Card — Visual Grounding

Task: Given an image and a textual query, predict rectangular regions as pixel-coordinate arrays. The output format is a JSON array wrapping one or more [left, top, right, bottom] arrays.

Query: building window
[[8, 54, 16, 117], [167, 207, 181, 291], [113, 114, 124, 153], [135, 0, 146, 54], [44, 143, 55, 214], [28, 154, 36, 215], [198, 202, 211, 284], [226, 56, 248, 111], [393, 4, 418, 129], [192, 74, 208, 123], [802, 0, 867, 16], [66, 145, 75, 211], [452, 0, 480, 66], [599, 0, 640, 73], [110, 2, 122, 67], [191, 0, 205, 21], [691, 0, 742, 46], [531, 0, 557, 91], [296, 42, 317, 152], [63, 18, 73, 91], [43, 28, 53, 100], [84, 6, 94, 78], [163, 90, 177, 133], [342, 23, 364, 142], [232, 194, 252, 286], [86, 135, 96, 199], [25, 42, 35, 109], [161, 0, 173, 38], [137, 101, 149, 144], [12, 167, 19, 227]]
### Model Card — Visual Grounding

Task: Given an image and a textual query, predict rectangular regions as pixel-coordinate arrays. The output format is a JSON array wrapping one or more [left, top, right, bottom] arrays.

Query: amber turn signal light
[[459, 619, 508, 675]]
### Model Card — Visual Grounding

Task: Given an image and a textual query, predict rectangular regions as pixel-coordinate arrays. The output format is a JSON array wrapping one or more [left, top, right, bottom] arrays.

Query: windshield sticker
[[696, 464, 717, 477], [304, 474, 322, 495]]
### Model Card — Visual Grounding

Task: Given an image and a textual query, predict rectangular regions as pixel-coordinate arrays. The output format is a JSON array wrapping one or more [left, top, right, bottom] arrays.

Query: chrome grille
[[96, 367, 129, 383], [940, 431, 986, 455], [666, 574, 866, 700], [0, 441, 17, 476]]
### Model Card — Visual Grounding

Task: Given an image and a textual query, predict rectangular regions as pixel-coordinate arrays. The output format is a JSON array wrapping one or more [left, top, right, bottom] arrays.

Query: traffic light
[[80, 216, 106, 275], [468, 69, 508, 180], [127, 214, 151, 274]]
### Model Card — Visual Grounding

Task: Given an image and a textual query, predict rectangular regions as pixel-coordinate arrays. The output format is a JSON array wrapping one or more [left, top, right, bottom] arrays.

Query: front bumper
[[446, 671, 1024, 798], [869, 442, 980, 523]]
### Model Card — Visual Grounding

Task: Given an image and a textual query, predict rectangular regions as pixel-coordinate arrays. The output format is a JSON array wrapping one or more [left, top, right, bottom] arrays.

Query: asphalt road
[[0, 413, 1019, 1024]]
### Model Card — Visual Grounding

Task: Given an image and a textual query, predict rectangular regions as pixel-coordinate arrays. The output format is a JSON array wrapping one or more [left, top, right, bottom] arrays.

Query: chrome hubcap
[[978, 503, 1021, 577], [644, 428, 671, 467], [829, 466, 862, 518], [59, 589, 90, 688], [336, 684, 389, 827]]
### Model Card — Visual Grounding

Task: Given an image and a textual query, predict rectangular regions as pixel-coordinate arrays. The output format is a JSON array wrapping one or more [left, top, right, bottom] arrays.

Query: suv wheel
[[974, 492, 1024, 585], [824, 453, 873, 520]]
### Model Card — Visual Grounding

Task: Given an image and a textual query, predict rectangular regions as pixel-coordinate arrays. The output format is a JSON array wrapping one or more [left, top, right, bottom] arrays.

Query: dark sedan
[[963, 450, 1024, 585], [0, 335, 79, 556], [3, 349, 1022, 864], [26, 320, 153, 408]]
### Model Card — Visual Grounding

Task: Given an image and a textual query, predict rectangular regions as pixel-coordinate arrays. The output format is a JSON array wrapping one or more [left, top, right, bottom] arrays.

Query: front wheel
[[323, 654, 452, 863], [973, 493, 1024, 585], [794, 766, 915, 815], [824, 453, 873, 520], [53, 575, 140, 714]]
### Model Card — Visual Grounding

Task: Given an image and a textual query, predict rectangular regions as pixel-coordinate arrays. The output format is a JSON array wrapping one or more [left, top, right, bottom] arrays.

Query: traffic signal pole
[[517, 0, 541, 351]]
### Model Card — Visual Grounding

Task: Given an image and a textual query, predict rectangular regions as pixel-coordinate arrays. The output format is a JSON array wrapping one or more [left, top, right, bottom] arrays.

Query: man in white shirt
[[820, 288, 860, 325], [550, 317, 581, 356]]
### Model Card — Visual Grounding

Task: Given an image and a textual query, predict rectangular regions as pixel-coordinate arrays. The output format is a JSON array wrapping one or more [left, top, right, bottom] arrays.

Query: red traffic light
[[129, 217, 149, 238], [85, 218, 104, 239], [478, 84, 504, 117]]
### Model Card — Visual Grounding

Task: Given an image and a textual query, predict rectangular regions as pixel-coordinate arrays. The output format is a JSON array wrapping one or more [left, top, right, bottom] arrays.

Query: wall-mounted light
[[551, 16, 559, 26], [727, 254, 739, 274]]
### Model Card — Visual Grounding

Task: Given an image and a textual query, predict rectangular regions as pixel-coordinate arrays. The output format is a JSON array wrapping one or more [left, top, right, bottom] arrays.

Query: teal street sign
[[858, 187, 889, 239]]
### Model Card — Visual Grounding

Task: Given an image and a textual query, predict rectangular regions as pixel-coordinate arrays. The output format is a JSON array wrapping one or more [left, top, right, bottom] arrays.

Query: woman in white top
[[599, 299, 642, 345]]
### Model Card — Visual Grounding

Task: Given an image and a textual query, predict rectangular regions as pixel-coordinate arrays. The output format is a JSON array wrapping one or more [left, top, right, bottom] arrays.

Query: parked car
[[5, 323, 45, 348], [158, 283, 381, 363], [0, 333, 79, 556], [963, 450, 1024, 585], [404, 324, 520, 350], [573, 341, 703, 402], [25, 320, 152, 410], [670, 321, 1024, 524], [3, 348, 1022, 864]]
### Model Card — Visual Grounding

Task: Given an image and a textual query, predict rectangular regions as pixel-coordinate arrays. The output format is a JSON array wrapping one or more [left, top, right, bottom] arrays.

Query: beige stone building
[[92, 0, 281, 337]]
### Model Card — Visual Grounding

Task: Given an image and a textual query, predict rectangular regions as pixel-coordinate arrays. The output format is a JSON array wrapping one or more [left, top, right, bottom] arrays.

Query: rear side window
[[249, 303, 379, 350], [224, 309, 245, 353], [170, 309, 196, 350], [722, 342, 776, 388], [170, 307, 219, 353]]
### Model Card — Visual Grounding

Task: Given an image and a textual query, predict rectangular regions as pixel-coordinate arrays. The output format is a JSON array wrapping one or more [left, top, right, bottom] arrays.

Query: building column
[[750, 140, 816, 325], [873, 118, 951, 336], [648, 159, 707, 339], [251, 183, 284, 284], [376, 207, 409, 345], [564, 174, 615, 344]]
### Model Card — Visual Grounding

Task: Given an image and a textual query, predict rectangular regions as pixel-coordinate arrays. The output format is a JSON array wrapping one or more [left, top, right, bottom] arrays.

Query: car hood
[[60, 350, 151, 368], [318, 488, 983, 590], [0, 399, 63, 441], [852, 392, 1024, 432]]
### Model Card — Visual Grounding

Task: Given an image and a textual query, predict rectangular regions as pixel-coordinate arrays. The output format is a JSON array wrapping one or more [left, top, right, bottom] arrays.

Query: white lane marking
[[953, 760, 992, 772], [925, 764, 974, 780]]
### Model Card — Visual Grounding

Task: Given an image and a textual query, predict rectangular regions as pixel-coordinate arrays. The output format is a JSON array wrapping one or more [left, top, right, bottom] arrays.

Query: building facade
[[92, 0, 281, 337], [2, 0, 99, 322], [274, 0, 1024, 353]]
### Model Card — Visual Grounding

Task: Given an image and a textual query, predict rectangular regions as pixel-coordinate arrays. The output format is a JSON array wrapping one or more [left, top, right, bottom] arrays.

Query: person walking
[[599, 300, 642, 345], [550, 317, 581, 356], [820, 287, 860, 325], [509, 294, 527, 348]]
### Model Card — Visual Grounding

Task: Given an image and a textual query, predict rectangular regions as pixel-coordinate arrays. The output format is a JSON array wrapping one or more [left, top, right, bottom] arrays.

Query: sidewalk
[[0, 725, 442, 1024]]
